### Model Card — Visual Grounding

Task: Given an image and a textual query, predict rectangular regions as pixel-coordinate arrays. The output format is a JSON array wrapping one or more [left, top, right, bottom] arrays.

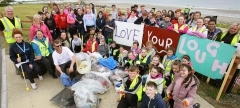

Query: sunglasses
[[55, 45, 62, 47]]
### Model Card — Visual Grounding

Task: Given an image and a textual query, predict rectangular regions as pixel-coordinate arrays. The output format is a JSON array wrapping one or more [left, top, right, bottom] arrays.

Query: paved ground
[[3, 53, 214, 108]]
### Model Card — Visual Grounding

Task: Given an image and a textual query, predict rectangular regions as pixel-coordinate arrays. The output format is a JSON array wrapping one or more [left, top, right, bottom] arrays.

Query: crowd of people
[[0, 2, 240, 108]]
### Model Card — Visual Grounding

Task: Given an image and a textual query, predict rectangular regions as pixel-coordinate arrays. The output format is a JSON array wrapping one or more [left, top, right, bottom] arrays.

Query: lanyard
[[16, 42, 28, 59]]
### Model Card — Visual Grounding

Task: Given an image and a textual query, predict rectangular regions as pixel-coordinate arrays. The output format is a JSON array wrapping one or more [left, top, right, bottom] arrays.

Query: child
[[181, 54, 195, 74], [140, 82, 167, 108], [123, 51, 135, 69], [98, 38, 109, 58], [131, 41, 141, 57], [134, 47, 151, 76], [117, 65, 142, 108], [96, 31, 105, 44], [104, 14, 115, 44], [146, 41, 156, 58], [118, 46, 128, 67], [148, 17, 159, 27], [143, 66, 164, 94], [165, 60, 181, 87], [166, 64, 199, 108], [150, 55, 165, 70], [119, 14, 127, 22], [71, 33, 82, 53], [58, 32, 71, 49], [159, 14, 172, 29], [162, 47, 178, 75], [110, 41, 120, 61], [82, 35, 98, 53]]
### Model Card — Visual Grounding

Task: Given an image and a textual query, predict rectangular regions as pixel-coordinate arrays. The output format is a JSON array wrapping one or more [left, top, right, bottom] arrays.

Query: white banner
[[113, 21, 144, 47]]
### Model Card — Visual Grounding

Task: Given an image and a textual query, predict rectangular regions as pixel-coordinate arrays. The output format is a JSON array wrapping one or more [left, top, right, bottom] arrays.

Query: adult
[[89, 3, 96, 14], [138, 5, 148, 17], [186, 17, 208, 38], [31, 30, 58, 79], [51, 10, 60, 38], [52, 39, 77, 80], [74, 4, 80, 15], [0, 6, 22, 45], [44, 12, 57, 40], [67, 9, 76, 39], [134, 12, 150, 25], [83, 8, 96, 33], [215, 23, 240, 45], [188, 11, 201, 27], [203, 16, 211, 27], [30, 14, 52, 43], [162, 9, 167, 15], [171, 9, 181, 24], [96, 11, 106, 33], [207, 19, 222, 40], [10, 28, 43, 89], [168, 10, 175, 21], [127, 10, 138, 23], [42, 6, 48, 14], [58, 8, 68, 32], [75, 8, 84, 37], [167, 15, 189, 34], [104, 14, 115, 44], [110, 5, 118, 21], [53, 3, 60, 14], [186, 12, 194, 24]]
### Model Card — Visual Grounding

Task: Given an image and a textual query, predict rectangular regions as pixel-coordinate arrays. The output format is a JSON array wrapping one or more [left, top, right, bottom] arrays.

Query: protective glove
[[136, 61, 140, 65], [183, 99, 189, 107], [167, 92, 172, 99]]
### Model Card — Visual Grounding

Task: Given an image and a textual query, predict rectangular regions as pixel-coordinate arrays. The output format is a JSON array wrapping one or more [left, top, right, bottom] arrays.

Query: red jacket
[[58, 13, 68, 30], [53, 14, 59, 28], [171, 19, 178, 24], [82, 38, 98, 53], [127, 12, 138, 19]]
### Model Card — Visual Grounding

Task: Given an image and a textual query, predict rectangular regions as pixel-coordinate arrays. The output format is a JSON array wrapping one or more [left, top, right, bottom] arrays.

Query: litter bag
[[76, 52, 92, 74], [99, 56, 118, 70], [82, 72, 112, 89]]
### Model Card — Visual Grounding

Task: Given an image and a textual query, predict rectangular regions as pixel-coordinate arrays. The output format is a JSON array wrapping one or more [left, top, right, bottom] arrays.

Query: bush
[[0, 3, 9, 7], [18, 2, 22, 4]]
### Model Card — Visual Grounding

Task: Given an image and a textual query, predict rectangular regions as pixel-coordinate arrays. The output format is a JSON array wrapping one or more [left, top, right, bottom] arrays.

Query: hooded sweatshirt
[[30, 23, 52, 42], [31, 36, 53, 57], [83, 13, 96, 30], [140, 93, 167, 108], [98, 43, 109, 56], [58, 13, 68, 30], [144, 73, 164, 94]]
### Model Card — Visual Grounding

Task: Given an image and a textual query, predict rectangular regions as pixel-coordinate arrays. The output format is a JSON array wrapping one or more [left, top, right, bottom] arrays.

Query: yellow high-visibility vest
[[192, 26, 207, 33], [219, 32, 239, 46], [162, 55, 175, 74], [173, 24, 189, 30], [0, 17, 21, 43], [92, 41, 96, 52], [31, 39, 50, 57]]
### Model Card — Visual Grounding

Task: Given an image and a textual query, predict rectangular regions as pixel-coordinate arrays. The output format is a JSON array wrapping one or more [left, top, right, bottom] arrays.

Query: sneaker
[[52, 74, 58, 79], [38, 75, 43, 80], [31, 83, 37, 90]]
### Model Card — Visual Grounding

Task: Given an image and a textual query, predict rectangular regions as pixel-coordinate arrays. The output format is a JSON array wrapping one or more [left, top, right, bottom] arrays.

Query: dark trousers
[[19, 62, 41, 83], [138, 65, 149, 76], [68, 25, 76, 39], [85, 25, 94, 33], [56, 28, 60, 38], [36, 55, 55, 76], [77, 27, 85, 37], [59, 60, 77, 80], [104, 31, 112, 44], [51, 30, 57, 40], [117, 93, 138, 108]]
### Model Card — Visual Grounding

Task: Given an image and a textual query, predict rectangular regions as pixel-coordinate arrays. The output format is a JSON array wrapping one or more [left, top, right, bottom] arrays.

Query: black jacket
[[75, 14, 84, 29], [96, 18, 106, 31], [10, 41, 35, 64], [134, 16, 150, 25], [104, 20, 115, 33], [44, 17, 56, 30]]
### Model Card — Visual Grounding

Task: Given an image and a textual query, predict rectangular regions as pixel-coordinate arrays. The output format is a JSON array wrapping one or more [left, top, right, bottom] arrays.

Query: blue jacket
[[140, 93, 167, 108], [83, 13, 96, 30], [31, 36, 53, 57], [166, 54, 178, 60]]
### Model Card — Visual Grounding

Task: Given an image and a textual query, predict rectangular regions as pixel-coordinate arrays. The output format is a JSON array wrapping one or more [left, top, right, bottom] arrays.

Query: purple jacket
[[167, 75, 199, 108]]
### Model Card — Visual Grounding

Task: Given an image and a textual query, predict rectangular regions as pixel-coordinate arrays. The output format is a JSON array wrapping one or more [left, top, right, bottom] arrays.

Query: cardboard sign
[[143, 26, 181, 57], [113, 21, 144, 47], [176, 34, 236, 79]]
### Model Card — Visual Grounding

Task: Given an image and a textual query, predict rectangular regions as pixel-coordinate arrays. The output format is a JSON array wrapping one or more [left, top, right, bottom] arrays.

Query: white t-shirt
[[52, 47, 74, 65], [127, 16, 138, 23]]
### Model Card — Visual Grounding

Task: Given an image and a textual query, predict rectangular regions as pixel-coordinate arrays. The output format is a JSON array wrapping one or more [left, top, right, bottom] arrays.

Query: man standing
[[52, 40, 77, 80], [110, 5, 118, 21], [0, 6, 21, 45]]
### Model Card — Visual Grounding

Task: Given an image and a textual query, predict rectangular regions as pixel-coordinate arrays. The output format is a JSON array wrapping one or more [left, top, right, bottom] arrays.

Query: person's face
[[152, 57, 159, 65], [146, 86, 157, 98], [60, 9, 64, 14], [112, 6, 116, 10], [46, 13, 50, 18], [90, 30, 95, 34], [150, 18, 155, 23], [98, 13, 103, 18], [100, 8, 104, 12], [156, 12, 161, 17], [168, 11, 172, 15], [194, 13, 200, 20], [89, 35, 94, 40], [111, 43, 116, 48], [87, 9, 90, 13], [176, 12, 181, 18], [172, 65, 180, 73], [167, 50, 173, 57], [120, 47, 124, 53], [53, 43, 62, 51], [165, 17, 170, 21], [36, 31, 44, 40], [204, 18, 210, 26], [229, 25, 238, 35], [67, 5, 71, 8], [109, 16, 113, 20], [89, 4, 93, 8], [131, 11, 135, 16], [60, 33, 67, 40], [142, 15, 147, 19], [44, 7, 48, 12], [117, 9, 121, 12], [53, 5, 57, 9], [73, 35, 78, 39], [141, 7, 145, 11], [150, 68, 159, 77], [133, 43, 138, 49], [78, 9, 83, 14], [14, 34, 23, 43], [6, 9, 14, 18], [127, 8, 130, 12], [208, 21, 216, 30], [178, 17, 184, 24], [97, 33, 102, 38], [76, 5, 79, 9], [135, 7, 138, 10], [182, 58, 189, 64], [147, 44, 152, 50], [128, 53, 133, 59], [148, 13, 152, 18], [52, 11, 56, 15], [197, 19, 204, 27], [70, 10, 74, 14], [180, 66, 190, 78], [128, 71, 138, 80], [141, 49, 147, 56], [100, 40, 105, 45]]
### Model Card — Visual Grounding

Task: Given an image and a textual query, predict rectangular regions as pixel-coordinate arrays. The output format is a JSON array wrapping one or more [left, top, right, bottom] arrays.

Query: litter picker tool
[[17, 54, 30, 91]]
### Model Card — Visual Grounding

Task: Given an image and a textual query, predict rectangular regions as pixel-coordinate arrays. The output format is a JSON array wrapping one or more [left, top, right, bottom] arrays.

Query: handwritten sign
[[113, 21, 144, 47], [176, 34, 236, 79], [143, 26, 181, 57]]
